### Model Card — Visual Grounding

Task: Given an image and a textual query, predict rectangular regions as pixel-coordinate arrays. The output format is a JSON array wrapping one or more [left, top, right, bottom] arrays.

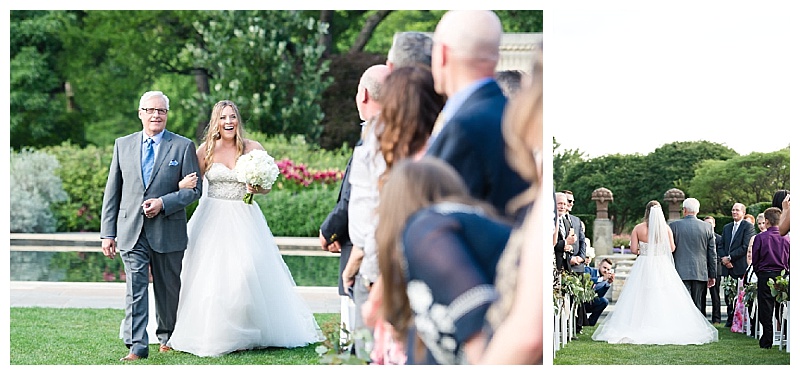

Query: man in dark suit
[[703, 216, 724, 324], [719, 202, 756, 327], [319, 138, 356, 349], [668, 197, 717, 314], [425, 10, 528, 221], [100, 91, 202, 361], [554, 192, 575, 272], [562, 190, 587, 332]]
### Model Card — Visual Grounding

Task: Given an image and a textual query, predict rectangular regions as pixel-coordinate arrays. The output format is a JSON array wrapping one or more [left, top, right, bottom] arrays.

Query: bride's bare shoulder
[[243, 139, 265, 152]]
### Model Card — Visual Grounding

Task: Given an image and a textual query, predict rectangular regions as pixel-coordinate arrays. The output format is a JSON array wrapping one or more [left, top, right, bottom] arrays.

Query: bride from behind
[[592, 201, 718, 345], [166, 100, 323, 357]]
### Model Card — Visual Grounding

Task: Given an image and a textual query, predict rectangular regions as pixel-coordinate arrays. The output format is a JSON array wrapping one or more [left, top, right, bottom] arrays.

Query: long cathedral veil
[[647, 204, 671, 257]]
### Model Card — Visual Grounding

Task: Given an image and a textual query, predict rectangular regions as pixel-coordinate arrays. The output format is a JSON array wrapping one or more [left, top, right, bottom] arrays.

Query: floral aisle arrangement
[[768, 270, 789, 303], [234, 150, 280, 204]]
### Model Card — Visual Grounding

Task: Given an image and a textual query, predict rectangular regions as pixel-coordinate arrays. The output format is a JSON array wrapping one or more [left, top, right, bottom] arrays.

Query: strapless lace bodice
[[637, 241, 670, 256], [205, 163, 246, 200]]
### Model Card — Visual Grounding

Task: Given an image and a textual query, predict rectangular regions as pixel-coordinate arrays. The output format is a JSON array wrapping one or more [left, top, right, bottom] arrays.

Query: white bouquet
[[233, 150, 280, 204]]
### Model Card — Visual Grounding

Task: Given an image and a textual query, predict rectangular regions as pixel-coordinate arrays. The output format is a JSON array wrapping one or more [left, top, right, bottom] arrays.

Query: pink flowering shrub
[[275, 158, 344, 191]]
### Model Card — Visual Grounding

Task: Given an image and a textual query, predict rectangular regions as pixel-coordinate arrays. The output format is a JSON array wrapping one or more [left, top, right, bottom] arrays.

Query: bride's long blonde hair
[[201, 100, 246, 173]]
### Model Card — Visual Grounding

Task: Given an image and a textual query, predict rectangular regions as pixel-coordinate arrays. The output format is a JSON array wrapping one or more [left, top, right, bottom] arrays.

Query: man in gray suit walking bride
[[668, 197, 718, 314], [100, 90, 202, 361]]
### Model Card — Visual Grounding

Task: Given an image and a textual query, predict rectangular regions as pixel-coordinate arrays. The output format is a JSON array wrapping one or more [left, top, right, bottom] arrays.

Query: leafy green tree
[[58, 10, 213, 145], [564, 141, 740, 233], [553, 137, 585, 191], [689, 148, 790, 214], [10, 11, 84, 149], [181, 10, 332, 143], [645, 141, 738, 195], [565, 153, 649, 233]]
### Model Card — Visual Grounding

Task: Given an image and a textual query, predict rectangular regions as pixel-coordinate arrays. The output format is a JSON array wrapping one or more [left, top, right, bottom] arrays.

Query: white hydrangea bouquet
[[233, 150, 280, 204]]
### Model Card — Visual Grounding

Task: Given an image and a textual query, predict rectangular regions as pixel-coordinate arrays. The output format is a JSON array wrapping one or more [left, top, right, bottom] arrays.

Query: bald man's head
[[431, 10, 502, 96], [434, 10, 502, 63], [355, 64, 391, 121]]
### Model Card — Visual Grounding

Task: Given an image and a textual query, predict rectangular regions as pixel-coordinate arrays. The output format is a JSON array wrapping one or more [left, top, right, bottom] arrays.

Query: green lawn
[[554, 323, 790, 365], [9, 307, 341, 365]]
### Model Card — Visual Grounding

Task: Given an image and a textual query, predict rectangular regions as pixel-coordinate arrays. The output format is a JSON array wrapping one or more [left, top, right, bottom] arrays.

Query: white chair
[[779, 301, 789, 351]]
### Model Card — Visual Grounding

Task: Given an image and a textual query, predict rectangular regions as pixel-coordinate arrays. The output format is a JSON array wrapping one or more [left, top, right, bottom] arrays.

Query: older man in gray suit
[[668, 197, 717, 313], [101, 91, 201, 361]]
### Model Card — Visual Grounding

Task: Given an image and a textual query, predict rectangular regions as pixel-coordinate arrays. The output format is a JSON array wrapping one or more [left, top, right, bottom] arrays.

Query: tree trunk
[[318, 10, 334, 58], [348, 10, 393, 53], [193, 67, 210, 143]]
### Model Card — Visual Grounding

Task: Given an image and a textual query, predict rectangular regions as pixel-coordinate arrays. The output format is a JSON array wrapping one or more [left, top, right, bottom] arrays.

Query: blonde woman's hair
[[502, 44, 543, 215], [375, 158, 493, 341], [201, 100, 246, 173]]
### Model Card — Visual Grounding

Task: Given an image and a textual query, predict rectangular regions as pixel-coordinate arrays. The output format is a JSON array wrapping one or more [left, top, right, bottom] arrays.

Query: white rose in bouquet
[[233, 150, 280, 204]]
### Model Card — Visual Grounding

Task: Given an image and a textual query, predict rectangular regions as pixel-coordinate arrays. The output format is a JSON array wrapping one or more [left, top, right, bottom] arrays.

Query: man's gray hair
[[683, 197, 700, 214], [139, 91, 170, 110], [387, 32, 433, 68]]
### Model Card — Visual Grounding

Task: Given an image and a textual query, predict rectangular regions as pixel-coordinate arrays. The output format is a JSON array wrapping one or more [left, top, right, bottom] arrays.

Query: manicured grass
[[10, 307, 341, 365], [554, 323, 790, 365]]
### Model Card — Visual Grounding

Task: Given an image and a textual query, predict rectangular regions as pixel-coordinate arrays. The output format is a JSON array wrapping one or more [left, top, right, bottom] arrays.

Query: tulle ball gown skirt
[[167, 197, 323, 357], [591, 252, 718, 345]]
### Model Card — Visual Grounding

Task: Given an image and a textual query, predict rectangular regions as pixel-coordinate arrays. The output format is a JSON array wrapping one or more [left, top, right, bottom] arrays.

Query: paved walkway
[[9, 281, 341, 314]]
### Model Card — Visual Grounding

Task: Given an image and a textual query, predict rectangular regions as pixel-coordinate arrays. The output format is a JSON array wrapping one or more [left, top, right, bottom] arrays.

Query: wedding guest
[[375, 158, 511, 365], [561, 189, 587, 333], [426, 10, 529, 221], [341, 63, 391, 360], [349, 33, 436, 364], [362, 64, 445, 365], [584, 258, 615, 326], [100, 90, 202, 361], [166, 100, 322, 357], [554, 192, 577, 272], [386, 31, 432, 70], [704, 216, 724, 324], [720, 202, 756, 327], [751, 207, 790, 349]]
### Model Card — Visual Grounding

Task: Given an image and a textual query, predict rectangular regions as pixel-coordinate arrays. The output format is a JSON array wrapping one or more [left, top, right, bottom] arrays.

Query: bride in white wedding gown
[[166, 100, 323, 357], [592, 201, 718, 345]]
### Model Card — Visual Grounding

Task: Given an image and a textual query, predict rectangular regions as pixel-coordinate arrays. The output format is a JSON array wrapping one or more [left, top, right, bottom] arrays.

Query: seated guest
[[584, 258, 616, 326], [375, 158, 512, 365]]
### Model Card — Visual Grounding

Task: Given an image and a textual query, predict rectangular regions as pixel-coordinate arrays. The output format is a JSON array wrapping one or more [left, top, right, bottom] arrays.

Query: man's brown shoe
[[120, 353, 142, 361], [159, 344, 172, 353]]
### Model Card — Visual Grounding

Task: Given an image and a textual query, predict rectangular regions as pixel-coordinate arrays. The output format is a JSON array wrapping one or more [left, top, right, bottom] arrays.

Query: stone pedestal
[[593, 219, 614, 257]]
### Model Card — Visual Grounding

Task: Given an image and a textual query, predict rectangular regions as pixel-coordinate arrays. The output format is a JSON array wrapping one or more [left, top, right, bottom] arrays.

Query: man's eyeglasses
[[141, 108, 168, 115]]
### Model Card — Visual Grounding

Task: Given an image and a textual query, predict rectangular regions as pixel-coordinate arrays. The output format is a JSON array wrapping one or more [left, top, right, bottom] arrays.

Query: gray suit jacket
[[567, 214, 586, 273], [100, 130, 201, 252], [669, 215, 717, 282]]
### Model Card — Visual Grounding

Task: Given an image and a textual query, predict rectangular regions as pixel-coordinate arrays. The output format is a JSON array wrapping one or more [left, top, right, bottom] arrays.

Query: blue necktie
[[142, 138, 154, 188]]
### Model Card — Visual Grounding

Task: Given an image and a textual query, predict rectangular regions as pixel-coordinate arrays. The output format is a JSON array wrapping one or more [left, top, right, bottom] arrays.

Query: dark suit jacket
[[320, 140, 360, 296], [425, 80, 528, 220], [720, 220, 756, 277], [553, 214, 572, 271]]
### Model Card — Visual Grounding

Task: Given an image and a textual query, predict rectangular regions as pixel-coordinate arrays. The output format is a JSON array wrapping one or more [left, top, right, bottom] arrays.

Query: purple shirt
[[752, 227, 790, 273]]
